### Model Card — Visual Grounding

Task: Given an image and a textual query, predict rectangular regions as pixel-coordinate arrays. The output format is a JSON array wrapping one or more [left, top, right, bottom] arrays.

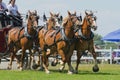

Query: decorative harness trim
[[24, 26, 31, 38], [76, 27, 94, 40], [43, 27, 76, 48], [60, 28, 76, 42], [24, 25, 38, 39]]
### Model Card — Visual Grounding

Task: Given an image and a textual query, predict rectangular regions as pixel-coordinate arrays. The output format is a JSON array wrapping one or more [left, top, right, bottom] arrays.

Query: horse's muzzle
[[93, 26, 97, 31]]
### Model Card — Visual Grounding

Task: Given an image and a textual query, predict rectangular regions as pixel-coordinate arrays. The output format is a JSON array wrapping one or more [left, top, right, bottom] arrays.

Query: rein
[[43, 27, 76, 48], [75, 16, 95, 40], [60, 28, 75, 42], [77, 27, 94, 40]]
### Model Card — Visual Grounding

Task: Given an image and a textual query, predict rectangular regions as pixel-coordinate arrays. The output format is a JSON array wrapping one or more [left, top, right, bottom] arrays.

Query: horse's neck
[[27, 21, 34, 35], [47, 25, 52, 30], [64, 25, 74, 38], [81, 18, 91, 37], [47, 23, 53, 30]]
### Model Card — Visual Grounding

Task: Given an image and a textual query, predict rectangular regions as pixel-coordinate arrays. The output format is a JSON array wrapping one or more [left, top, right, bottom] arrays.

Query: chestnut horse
[[75, 11, 99, 73], [38, 11, 81, 74], [7, 10, 39, 70], [31, 12, 62, 70], [45, 12, 62, 30]]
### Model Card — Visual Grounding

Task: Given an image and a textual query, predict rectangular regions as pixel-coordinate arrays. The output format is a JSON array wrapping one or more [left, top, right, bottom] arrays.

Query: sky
[[3, 0, 120, 37]]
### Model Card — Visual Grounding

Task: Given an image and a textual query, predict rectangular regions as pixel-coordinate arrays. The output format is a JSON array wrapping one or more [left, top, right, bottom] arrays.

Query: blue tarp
[[102, 29, 120, 42]]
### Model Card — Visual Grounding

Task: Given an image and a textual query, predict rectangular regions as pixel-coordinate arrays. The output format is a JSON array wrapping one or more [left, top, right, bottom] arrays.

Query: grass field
[[0, 64, 120, 80]]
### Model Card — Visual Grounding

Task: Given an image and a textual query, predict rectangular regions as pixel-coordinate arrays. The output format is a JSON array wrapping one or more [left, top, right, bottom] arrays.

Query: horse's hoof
[[32, 64, 39, 69], [67, 71, 73, 74], [19, 67, 23, 71], [74, 70, 78, 74], [59, 69, 63, 72], [39, 66, 44, 71], [59, 66, 64, 72], [17, 67, 20, 69], [51, 61, 57, 66], [17, 66, 20, 69], [92, 65, 99, 72], [7, 66, 12, 70], [46, 70, 50, 74], [26, 67, 31, 70]]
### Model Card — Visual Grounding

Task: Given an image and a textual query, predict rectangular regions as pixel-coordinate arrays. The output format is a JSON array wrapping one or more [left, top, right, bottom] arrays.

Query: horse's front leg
[[7, 44, 15, 70], [75, 50, 82, 74], [67, 57, 74, 74], [7, 52, 15, 69], [42, 51, 50, 74], [26, 49, 34, 70], [91, 49, 99, 72], [16, 55, 21, 69], [32, 52, 42, 70], [58, 50, 66, 72], [19, 49, 25, 71], [67, 48, 74, 74]]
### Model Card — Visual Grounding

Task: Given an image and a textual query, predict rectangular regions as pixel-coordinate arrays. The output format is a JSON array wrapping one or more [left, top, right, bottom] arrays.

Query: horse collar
[[78, 28, 94, 40], [24, 26, 32, 38], [61, 28, 68, 41]]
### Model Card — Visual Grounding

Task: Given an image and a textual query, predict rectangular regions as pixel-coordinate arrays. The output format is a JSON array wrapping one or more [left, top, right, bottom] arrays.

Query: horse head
[[84, 10, 97, 31], [26, 10, 39, 30], [62, 11, 81, 30], [49, 12, 62, 27]]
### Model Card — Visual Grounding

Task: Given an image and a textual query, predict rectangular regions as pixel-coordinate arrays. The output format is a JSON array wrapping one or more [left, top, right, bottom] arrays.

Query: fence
[[71, 47, 120, 64]]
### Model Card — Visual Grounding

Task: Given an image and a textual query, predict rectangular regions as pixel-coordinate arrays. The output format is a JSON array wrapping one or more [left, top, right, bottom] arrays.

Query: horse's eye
[[87, 18, 89, 20], [51, 18, 55, 22], [71, 17, 73, 20]]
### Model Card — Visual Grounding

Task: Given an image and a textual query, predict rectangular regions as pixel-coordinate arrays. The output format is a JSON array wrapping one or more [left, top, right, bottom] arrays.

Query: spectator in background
[[117, 45, 120, 57], [0, 0, 7, 27], [0, 0, 7, 11], [7, 0, 22, 26], [7, 0, 20, 16]]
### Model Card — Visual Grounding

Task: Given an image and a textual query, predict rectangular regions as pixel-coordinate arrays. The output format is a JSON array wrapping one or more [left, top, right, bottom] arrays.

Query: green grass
[[0, 64, 120, 80]]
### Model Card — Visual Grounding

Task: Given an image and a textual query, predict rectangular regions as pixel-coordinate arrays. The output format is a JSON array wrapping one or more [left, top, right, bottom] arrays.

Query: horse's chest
[[80, 40, 91, 49], [20, 38, 33, 45], [44, 31, 56, 46]]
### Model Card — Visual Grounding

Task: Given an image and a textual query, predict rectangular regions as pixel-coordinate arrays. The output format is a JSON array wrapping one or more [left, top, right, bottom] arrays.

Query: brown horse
[[7, 10, 39, 70], [38, 11, 81, 74], [45, 12, 62, 30], [31, 12, 62, 70], [75, 11, 99, 73]]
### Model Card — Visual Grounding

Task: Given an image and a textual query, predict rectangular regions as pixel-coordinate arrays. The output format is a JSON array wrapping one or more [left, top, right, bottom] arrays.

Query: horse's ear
[[34, 10, 37, 14], [79, 13, 82, 21], [60, 15, 63, 21], [28, 10, 32, 15], [85, 11, 88, 15], [74, 11, 76, 16], [43, 13, 47, 22], [26, 12, 28, 19], [90, 10, 93, 15], [68, 11, 71, 16], [56, 13, 59, 17], [50, 12, 53, 17], [62, 17, 68, 27]]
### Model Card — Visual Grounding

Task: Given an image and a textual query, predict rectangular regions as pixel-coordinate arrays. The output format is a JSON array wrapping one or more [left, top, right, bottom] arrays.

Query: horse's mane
[[62, 16, 69, 27]]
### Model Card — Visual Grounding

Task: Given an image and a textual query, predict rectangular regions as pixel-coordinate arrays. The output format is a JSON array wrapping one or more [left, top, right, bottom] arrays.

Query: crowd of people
[[0, 0, 22, 27]]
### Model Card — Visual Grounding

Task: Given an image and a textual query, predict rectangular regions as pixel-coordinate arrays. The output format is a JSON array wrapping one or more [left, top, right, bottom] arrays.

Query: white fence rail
[[71, 47, 120, 64]]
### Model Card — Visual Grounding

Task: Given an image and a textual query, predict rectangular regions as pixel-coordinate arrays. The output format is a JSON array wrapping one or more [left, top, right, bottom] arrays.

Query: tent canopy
[[102, 29, 120, 42]]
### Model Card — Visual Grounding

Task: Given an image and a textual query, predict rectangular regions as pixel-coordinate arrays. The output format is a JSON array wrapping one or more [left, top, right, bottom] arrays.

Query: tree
[[93, 33, 118, 49], [94, 33, 104, 48]]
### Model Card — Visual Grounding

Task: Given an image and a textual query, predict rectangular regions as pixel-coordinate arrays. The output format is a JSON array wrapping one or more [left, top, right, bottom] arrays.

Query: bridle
[[75, 12, 97, 40], [85, 14, 97, 30], [27, 13, 39, 30]]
